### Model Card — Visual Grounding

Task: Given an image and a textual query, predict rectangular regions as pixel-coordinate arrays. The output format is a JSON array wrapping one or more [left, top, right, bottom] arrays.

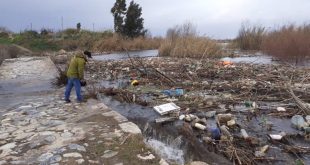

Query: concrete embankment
[[0, 57, 161, 165]]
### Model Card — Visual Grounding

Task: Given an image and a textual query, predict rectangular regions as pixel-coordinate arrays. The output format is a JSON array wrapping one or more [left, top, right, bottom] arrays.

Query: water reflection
[[93, 49, 158, 61]]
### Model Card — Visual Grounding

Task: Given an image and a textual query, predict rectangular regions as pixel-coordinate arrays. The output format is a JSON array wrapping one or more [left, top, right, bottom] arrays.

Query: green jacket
[[66, 54, 86, 79]]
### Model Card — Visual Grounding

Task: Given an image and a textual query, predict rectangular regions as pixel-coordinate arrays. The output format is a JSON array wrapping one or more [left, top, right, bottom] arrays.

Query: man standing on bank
[[64, 50, 92, 103]]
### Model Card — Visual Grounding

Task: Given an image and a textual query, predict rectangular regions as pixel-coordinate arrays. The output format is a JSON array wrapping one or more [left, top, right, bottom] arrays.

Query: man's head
[[84, 50, 92, 58]]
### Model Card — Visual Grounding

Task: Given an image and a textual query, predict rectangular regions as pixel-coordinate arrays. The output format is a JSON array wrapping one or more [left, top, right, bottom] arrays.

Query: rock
[[159, 159, 169, 165], [304, 127, 310, 133], [15, 132, 35, 141], [306, 115, 310, 124], [63, 152, 83, 158], [18, 105, 33, 109], [216, 113, 233, 124], [137, 153, 155, 160], [0, 133, 9, 140], [0, 160, 7, 165], [291, 115, 309, 130], [58, 49, 66, 54], [76, 159, 85, 164], [88, 160, 99, 164], [1, 118, 11, 123], [61, 131, 73, 138], [68, 144, 86, 152], [41, 120, 65, 127], [102, 111, 128, 122], [10, 160, 27, 164], [37, 152, 54, 162], [52, 147, 67, 154], [0, 142, 16, 150], [205, 111, 216, 118], [91, 103, 109, 110], [49, 155, 62, 163], [29, 135, 56, 149], [101, 150, 118, 159], [119, 122, 141, 134], [89, 137, 96, 141], [190, 161, 209, 165]]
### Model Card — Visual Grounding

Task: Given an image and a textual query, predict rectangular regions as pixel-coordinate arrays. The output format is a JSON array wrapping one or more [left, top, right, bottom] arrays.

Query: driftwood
[[287, 85, 310, 115]]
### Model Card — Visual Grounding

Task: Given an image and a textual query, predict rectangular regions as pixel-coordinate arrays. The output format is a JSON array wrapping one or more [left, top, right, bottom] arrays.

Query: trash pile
[[86, 57, 310, 164]]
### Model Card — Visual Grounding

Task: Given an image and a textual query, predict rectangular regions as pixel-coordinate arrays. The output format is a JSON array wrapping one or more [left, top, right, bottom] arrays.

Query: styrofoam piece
[[269, 134, 283, 140], [277, 107, 286, 112], [153, 103, 181, 115]]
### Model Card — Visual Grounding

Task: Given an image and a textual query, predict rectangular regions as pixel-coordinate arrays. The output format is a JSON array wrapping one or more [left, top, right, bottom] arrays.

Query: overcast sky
[[1, 0, 310, 39]]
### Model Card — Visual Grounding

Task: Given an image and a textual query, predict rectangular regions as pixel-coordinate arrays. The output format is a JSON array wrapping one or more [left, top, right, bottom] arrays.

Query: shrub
[[92, 34, 161, 52], [261, 24, 310, 65], [0, 32, 9, 38], [62, 28, 78, 38], [158, 22, 222, 58], [234, 23, 265, 50], [40, 28, 53, 36], [21, 30, 40, 39]]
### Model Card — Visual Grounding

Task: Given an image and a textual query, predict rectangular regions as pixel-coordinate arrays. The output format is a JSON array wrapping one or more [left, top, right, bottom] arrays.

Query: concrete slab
[[119, 122, 141, 134]]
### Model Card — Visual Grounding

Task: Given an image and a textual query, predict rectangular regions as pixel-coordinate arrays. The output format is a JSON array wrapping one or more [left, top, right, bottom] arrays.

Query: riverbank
[[0, 57, 164, 165]]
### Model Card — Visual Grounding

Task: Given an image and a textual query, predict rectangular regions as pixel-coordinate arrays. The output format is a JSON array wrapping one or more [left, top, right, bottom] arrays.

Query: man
[[64, 50, 92, 103]]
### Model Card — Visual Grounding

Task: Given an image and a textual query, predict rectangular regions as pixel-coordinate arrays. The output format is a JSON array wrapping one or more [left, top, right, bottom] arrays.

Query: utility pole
[[61, 16, 64, 31], [93, 23, 95, 32], [30, 23, 32, 31]]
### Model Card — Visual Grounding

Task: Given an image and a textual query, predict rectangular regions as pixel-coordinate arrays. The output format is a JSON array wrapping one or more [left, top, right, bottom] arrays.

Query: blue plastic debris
[[162, 88, 184, 97]]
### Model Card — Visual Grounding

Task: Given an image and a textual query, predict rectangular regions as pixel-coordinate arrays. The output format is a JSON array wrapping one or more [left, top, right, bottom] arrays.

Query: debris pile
[[86, 57, 310, 164]]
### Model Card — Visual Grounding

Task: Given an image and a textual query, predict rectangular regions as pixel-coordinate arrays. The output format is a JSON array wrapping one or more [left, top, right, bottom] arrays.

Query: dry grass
[[158, 22, 222, 59], [92, 34, 161, 52], [234, 23, 265, 50], [262, 24, 310, 65]]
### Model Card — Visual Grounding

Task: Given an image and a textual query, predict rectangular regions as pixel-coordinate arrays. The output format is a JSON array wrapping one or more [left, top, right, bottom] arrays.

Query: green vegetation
[[111, 0, 146, 38], [111, 0, 127, 34], [0, 37, 12, 45], [159, 22, 222, 58], [0, 28, 160, 53], [0, 1, 152, 53]]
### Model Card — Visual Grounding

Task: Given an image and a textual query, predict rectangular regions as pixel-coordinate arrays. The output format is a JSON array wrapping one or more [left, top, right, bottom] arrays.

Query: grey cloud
[[1, 0, 310, 39]]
